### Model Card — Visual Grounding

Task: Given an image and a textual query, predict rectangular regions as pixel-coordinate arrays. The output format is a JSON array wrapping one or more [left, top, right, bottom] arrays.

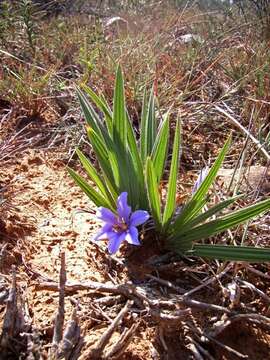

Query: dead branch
[[146, 274, 186, 294], [36, 280, 150, 307], [238, 279, 270, 305], [208, 312, 270, 339], [59, 307, 82, 359], [104, 321, 140, 359], [245, 264, 270, 280], [150, 308, 191, 326], [1, 267, 21, 342], [82, 300, 133, 359], [37, 279, 233, 315], [50, 251, 67, 358], [183, 263, 232, 297], [0, 266, 26, 356], [203, 333, 248, 359]]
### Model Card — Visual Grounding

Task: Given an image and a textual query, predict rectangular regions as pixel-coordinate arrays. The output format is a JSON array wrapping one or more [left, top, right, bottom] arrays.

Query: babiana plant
[[69, 66, 270, 261]]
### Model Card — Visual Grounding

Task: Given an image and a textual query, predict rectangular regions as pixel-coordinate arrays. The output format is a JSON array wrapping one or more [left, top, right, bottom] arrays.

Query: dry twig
[[49, 251, 67, 359], [81, 300, 133, 359]]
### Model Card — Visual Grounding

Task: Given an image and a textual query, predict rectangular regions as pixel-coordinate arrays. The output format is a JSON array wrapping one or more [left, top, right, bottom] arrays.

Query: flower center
[[113, 218, 128, 232]]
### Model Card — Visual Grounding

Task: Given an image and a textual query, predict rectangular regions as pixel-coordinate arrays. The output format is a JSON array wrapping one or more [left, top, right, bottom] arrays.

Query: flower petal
[[108, 232, 126, 254], [93, 224, 113, 241], [125, 226, 140, 246], [96, 207, 117, 225], [130, 210, 150, 226], [192, 167, 209, 194], [117, 192, 131, 221], [95, 230, 117, 241]]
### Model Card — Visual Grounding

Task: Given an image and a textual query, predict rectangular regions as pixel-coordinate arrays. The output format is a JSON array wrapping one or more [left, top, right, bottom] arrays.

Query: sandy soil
[[0, 148, 270, 360]]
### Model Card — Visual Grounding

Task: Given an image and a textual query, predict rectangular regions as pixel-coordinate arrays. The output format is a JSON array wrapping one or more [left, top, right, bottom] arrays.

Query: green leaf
[[113, 66, 127, 150], [176, 195, 243, 235], [67, 168, 112, 209], [162, 119, 181, 229], [171, 135, 232, 235], [81, 84, 113, 135], [151, 112, 170, 183], [76, 148, 116, 207], [126, 113, 147, 208], [87, 128, 119, 191], [82, 84, 112, 120], [192, 244, 270, 262], [140, 87, 156, 163], [170, 197, 270, 251], [145, 157, 161, 227], [76, 87, 104, 138], [140, 88, 148, 162]]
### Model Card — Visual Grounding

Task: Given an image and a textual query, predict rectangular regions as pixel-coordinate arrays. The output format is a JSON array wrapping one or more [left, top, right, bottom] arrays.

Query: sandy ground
[[1, 148, 270, 359]]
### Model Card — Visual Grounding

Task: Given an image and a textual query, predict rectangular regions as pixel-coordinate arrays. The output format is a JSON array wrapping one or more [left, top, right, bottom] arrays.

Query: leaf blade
[[171, 135, 232, 235], [145, 157, 161, 227], [192, 244, 270, 262], [169, 198, 270, 251], [113, 66, 127, 150], [151, 112, 170, 183], [162, 119, 180, 229], [76, 148, 116, 207], [67, 168, 113, 209]]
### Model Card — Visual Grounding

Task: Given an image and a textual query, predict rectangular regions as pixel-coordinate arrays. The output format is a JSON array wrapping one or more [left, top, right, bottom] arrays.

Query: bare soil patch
[[0, 148, 269, 359]]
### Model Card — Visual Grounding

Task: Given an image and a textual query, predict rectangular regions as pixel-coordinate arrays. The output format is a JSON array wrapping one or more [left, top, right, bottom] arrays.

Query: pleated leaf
[[151, 112, 170, 183], [67, 168, 112, 209], [192, 244, 270, 262], [176, 195, 242, 235], [140, 88, 156, 163], [76, 148, 116, 207], [171, 135, 231, 235], [145, 157, 161, 227], [87, 128, 119, 190], [162, 119, 181, 229], [113, 66, 127, 150], [82, 84, 113, 135], [170, 197, 270, 251], [126, 113, 146, 208], [76, 87, 104, 138]]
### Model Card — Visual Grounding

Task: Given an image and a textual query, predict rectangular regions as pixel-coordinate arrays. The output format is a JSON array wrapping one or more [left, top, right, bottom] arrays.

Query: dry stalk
[[0, 266, 26, 356], [104, 321, 140, 359], [81, 300, 133, 359], [214, 104, 270, 161], [49, 251, 67, 359]]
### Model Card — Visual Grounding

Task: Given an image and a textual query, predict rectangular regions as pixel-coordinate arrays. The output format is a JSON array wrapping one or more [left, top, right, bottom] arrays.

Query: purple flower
[[192, 167, 209, 194], [94, 192, 150, 254]]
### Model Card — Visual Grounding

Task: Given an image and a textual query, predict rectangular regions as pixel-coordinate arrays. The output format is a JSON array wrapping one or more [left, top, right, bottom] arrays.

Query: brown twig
[[208, 312, 270, 339], [50, 251, 67, 358], [0, 266, 18, 348], [204, 333, 248, 359], [60, 307, 82, 359], [0, 266, 26, 355], [104, 321, 140, 359], [150, 308, 191, 326], [146, 274, 186, 294], [238, 279, 270, 305], [189, 321, 249, 359], [183, 263, 232, 297], [245, 264, 270, 280], [36, 280, 150, 307], [82, 300, 133, 359], [37, 278, 234, 315]]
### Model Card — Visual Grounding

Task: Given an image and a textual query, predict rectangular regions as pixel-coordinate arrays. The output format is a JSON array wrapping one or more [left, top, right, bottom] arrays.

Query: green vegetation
[[69, 66, 270, 261]]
